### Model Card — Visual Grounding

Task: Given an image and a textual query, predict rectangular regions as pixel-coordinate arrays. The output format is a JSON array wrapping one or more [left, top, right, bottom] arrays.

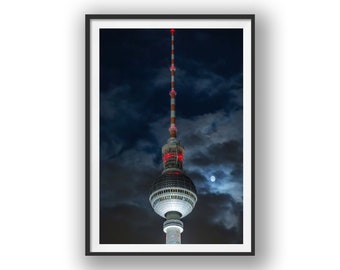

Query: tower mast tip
[[169, 28, 176, 137]]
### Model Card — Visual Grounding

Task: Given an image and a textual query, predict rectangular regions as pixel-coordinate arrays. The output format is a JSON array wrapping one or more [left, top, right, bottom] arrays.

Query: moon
[[210, 175, 216, 182]]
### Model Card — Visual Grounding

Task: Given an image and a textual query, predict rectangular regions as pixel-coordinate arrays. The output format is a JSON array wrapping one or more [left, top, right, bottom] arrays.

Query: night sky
[[99, 28, 243, 244]]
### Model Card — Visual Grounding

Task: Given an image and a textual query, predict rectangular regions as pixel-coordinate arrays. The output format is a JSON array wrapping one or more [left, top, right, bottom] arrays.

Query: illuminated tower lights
[[149, 29, 197, 244]]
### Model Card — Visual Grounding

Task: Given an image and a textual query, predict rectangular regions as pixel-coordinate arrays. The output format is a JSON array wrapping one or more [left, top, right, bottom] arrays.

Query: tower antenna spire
[[169, 28, 177, 138]]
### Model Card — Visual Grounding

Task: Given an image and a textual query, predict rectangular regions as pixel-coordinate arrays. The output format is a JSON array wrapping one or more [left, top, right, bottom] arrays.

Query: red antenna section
[[169, 29, 177, 137]]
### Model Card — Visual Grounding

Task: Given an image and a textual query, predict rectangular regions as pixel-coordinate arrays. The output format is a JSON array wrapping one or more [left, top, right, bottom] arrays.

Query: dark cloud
[[184, 193, 243, 244], [190, 140, 243, 167], [100, 204, 164, 244], [99, 28, 244, 244], [100, 157, 159, 208]]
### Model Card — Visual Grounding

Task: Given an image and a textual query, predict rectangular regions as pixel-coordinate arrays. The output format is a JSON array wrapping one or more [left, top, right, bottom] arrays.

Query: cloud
[[190, 140, 242, 166], [184, 193, 243, 244], [100, 157, 160, 208], [100, 203, 164, 244], [176, 57, 243, 98]]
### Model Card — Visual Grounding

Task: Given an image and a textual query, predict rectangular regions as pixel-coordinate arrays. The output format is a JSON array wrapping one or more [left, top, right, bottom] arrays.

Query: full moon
[[210, 175, 216, 182]]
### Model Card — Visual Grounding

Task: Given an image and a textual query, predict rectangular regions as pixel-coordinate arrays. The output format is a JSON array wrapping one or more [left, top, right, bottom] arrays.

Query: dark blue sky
[[99, 28, 243, 244]]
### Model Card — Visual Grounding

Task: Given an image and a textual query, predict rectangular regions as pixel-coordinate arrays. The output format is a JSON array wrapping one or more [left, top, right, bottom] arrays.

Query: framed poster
[[86, 14, 255, 255]]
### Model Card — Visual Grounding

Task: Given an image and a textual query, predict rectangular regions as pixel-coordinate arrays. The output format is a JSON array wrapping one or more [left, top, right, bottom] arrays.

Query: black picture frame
[[86, 14, 255, 256]]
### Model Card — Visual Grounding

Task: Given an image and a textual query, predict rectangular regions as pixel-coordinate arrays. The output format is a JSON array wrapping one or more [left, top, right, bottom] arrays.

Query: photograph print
[[86, 15, 254, 255]]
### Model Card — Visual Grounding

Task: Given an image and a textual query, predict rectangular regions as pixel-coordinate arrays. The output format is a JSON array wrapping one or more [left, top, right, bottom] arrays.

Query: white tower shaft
[[165, 227, 182, 244], [163, 217, 183, 244]]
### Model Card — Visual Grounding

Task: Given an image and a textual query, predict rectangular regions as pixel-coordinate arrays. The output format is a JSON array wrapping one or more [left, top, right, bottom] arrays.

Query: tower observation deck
[[149, 29, 197, 244]]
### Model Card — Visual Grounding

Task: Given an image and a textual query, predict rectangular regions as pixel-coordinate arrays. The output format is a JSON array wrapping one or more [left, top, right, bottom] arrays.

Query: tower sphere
[[149, 171, 197, 218]]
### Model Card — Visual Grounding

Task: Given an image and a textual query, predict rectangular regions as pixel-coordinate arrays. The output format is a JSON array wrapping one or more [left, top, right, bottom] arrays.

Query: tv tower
[[149, 29, 197, 244]]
